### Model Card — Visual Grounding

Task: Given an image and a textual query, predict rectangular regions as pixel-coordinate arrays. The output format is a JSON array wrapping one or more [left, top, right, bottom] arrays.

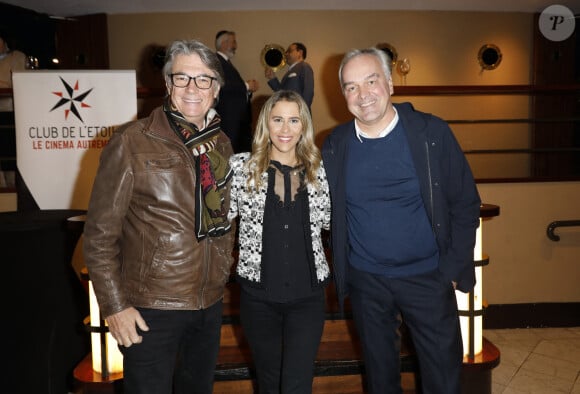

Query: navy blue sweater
[[345, 121, 439, 277]]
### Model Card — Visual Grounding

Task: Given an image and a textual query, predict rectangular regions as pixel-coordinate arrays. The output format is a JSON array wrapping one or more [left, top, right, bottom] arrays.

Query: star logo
[[50, 77, 93, 122]]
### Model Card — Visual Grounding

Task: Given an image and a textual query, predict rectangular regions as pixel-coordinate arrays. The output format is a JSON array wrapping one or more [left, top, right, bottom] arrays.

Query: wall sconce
[[478, 44, 502, 71], [396, 58, 411, 85], [82, 268, 124, 377], [456, 204, 499, 359]]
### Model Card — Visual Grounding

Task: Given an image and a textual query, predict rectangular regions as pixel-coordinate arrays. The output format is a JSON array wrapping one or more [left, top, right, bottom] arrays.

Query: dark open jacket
[[322, 102, 481, 310], [83, 106, 235, 318]]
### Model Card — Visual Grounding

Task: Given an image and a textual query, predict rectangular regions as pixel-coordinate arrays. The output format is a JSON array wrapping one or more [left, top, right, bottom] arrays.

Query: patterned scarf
[[164, 98, 233, 240]]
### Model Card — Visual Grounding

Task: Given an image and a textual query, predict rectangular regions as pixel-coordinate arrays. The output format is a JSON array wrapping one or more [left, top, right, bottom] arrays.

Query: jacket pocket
[[136, 152, 185, 172]]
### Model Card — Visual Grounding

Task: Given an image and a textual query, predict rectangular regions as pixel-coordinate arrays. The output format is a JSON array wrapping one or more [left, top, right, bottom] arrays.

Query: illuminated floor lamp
[[81, 268, 124, 378], [456, 217, 486, 359], [69, 216, 124, 391], [456, 204, 499, 359]]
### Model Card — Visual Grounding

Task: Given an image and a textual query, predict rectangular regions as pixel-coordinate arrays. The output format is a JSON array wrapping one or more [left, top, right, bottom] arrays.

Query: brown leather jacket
[[83, 106, 235, 319]]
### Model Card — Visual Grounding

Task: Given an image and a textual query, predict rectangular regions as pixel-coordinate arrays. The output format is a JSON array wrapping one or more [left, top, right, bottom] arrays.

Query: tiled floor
[[484, 327, 580, 393]]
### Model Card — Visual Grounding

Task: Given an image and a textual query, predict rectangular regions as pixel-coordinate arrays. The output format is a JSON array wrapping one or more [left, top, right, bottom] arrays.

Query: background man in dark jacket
[[322, 47, 481, 394], [265, 42, 314, 111], [214, 30, 258, 152]]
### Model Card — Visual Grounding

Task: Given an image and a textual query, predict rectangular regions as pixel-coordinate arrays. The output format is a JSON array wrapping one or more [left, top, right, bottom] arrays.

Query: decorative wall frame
[[376, 42, 398, 69], [478, 44, 502, 71], [261, 44, 286, 71]]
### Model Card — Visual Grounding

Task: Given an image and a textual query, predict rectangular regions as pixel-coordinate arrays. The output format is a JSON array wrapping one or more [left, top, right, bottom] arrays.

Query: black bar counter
[[0, 209, 90, 394]]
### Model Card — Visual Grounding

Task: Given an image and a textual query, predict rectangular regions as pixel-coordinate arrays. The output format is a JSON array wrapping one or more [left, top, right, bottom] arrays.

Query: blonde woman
[[228, 90, 331, 393]]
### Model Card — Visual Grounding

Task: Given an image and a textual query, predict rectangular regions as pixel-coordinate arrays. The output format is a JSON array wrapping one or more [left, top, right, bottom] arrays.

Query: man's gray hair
[[338, 47, 392, 87], [162, 39, 225, 88]]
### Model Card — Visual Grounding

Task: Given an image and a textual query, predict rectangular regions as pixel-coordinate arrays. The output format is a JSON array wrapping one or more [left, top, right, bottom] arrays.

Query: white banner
[[13, 70, 137, 210]]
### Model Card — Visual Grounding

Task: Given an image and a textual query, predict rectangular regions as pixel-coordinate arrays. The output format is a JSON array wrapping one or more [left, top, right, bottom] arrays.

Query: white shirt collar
[[217, 51, 228, 61], [202, 108, 218, 129], [355, 107, 399, 142], [288, 59, 302, 71]]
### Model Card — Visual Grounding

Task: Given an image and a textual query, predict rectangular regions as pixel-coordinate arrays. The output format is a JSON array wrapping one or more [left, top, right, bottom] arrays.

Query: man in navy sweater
[[322, 47, 481, 394]]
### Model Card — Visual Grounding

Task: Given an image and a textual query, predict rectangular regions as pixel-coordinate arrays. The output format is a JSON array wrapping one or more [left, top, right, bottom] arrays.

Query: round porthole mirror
[[261, 44, 286, 72], [376, 42, 398, 69], [478, 44, 502, 71]]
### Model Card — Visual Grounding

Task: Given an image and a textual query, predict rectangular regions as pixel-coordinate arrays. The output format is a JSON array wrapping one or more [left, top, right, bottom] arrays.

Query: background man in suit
[[265, 42, 314, 110], [215, 30, 259, 153]]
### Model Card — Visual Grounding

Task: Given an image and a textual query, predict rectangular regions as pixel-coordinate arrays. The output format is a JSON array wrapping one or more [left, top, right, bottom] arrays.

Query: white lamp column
[[456, 204, 499, 359]]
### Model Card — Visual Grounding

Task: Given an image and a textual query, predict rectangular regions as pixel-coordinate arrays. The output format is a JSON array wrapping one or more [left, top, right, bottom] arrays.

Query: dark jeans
[[349, 267, 463, 394], [240, 289, 325, 394], [120, 301, 223, 394]]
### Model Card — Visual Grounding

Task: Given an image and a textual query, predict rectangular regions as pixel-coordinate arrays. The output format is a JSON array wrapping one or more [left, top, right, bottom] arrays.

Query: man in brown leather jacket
[[83, 39, 235, 394]]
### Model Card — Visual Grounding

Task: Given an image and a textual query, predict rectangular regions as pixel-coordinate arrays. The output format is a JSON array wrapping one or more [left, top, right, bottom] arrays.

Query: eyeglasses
[[170, 73, 217, 89]]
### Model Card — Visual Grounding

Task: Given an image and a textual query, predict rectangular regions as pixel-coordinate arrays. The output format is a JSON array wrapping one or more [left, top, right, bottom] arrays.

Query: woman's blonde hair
[[247, 90, 321, 190]]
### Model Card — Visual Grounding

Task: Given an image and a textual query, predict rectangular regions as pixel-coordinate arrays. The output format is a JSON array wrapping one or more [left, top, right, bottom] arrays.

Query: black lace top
[[241, 160, 322, 302]]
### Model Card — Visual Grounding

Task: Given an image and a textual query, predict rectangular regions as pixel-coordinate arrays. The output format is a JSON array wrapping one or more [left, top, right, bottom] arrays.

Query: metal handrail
[[546, 220, 580, 241]]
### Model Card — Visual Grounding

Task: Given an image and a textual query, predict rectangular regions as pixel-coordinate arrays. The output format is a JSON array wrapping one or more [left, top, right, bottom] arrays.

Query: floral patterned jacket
[[228, 152, 332, 285]]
